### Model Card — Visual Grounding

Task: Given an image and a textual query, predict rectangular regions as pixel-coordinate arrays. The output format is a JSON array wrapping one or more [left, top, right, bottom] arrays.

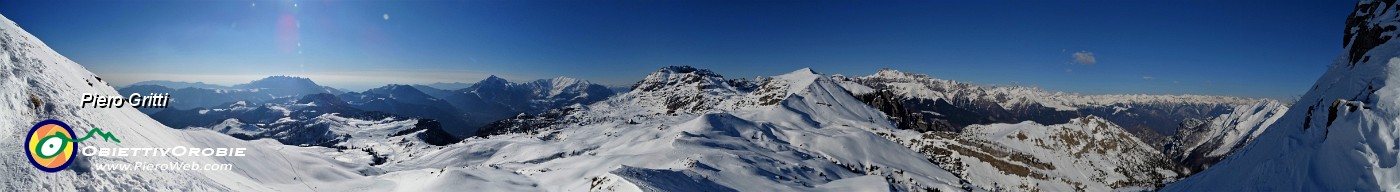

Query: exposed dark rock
[[474, 107, 578, 137], [1345, 0, 1400, 67], [390, 119, 459, 146]]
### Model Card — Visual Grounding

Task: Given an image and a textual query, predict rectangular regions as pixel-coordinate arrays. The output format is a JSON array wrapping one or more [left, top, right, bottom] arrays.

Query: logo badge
[[26, 119, 76, 172]]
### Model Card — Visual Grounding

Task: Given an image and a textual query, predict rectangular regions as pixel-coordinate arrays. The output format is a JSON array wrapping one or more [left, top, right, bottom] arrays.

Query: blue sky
[[0, 0, 1353, 99]]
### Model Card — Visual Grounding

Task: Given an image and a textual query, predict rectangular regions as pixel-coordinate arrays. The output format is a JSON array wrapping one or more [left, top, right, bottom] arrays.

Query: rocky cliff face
[[1344, 0, 1399, 66], [1163, 100, 1287, 174]]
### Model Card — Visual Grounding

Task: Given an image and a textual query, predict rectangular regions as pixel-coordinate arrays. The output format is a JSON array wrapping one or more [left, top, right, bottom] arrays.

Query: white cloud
[[1072, 51, 1096, 65], [1142, 76, 1154, 80]]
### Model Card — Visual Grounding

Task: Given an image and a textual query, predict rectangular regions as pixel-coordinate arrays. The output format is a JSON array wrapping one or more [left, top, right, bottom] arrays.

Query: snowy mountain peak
[[632, 65, 733, 93], [228, 75, 330, 97], [468, 75, 520, 96], [479, 75, 510, 85], [793, 67, 817, 74], [657, 65, 713, 75], [770, 67, 825, 96], [236, 75, 317, 88], [779, 67, 821, 80]]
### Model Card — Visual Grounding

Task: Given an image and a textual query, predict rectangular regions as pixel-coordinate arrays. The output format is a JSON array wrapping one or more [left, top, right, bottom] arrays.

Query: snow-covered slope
[[841, 68, 1264, 148], [0, 13, 537, 191], [0, 14, 372, 191], [454, 67, 966, 191], [871, 116, 1180, 191], [2, 15, 965, 190], [522, 76, 614, 108], [1166, 1, 1400, 190], [1164, 100, 1287, 173], [475, 66, 1240, 191]]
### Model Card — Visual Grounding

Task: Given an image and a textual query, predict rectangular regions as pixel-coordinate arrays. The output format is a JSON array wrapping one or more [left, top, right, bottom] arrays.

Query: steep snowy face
[[1164, 100, 1287, 173], [1167, 1, 1400, 190], [735, 68, 893, 128], [537, 76, 584, 97], [723, 68, 821, 108]]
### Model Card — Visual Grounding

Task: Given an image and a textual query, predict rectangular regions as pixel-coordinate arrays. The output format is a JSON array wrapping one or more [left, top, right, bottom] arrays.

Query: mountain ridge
[[1166, 1, 1400, 190]]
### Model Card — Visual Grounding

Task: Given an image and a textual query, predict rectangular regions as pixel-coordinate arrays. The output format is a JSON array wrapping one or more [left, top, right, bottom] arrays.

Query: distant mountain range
[[473, 65, 1284, 190], [127, 80, 229, 89], [421, 82, 474, 90], [121, 75, 616, 138], [114, 65, 1291, 191], [118, 76, 341, 114]]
